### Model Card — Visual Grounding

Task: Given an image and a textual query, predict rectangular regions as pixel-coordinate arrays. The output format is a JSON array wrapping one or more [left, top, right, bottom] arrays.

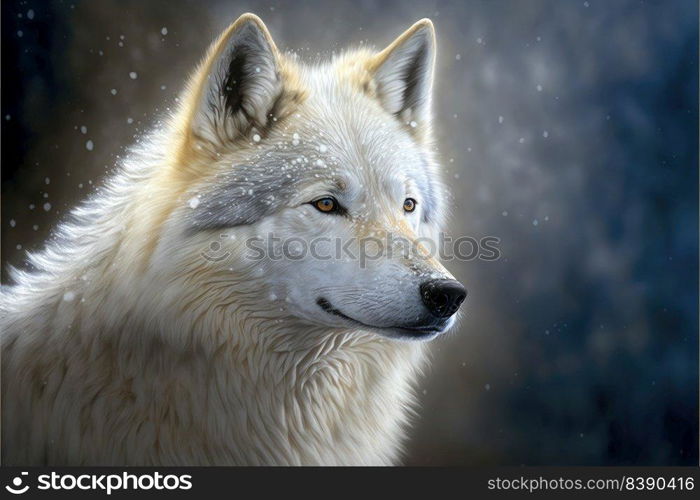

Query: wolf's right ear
[[188, 14, 284, 146], [368, 19, 436, 129]]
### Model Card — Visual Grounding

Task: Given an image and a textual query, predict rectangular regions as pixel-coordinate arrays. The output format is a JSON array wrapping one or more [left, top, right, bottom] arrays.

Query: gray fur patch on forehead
[[187, 147, 441, 231], [188, 153, 330, 231]]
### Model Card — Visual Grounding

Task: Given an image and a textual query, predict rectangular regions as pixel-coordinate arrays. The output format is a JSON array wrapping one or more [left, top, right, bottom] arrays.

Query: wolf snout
[[420, 279, 467, 318]]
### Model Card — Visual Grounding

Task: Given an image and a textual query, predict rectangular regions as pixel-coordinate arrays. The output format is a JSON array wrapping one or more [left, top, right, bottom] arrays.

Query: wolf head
[[150, 14, 466, 341]]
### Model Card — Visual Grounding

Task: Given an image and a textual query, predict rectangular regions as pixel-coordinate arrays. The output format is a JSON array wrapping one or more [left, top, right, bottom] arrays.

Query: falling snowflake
[[188, 196, 200, 209]]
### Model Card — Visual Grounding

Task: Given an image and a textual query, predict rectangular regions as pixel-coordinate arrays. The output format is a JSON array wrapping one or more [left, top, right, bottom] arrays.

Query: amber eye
[[403, 198, 417, 213], [313, 197, 337, 213]]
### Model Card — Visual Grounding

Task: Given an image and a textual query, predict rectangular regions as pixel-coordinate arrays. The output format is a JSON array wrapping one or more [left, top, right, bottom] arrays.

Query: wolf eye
[[403, 198, 417, 213], [312, 197, 338, 213]]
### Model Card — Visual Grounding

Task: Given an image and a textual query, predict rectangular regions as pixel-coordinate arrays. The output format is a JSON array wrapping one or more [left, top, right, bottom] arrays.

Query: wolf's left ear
[[189, 14, 285, 145], [369, 19, 436, 127]]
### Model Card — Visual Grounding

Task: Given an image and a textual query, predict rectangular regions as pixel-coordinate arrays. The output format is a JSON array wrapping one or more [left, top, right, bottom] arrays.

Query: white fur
[[1, 15, 456, 465]]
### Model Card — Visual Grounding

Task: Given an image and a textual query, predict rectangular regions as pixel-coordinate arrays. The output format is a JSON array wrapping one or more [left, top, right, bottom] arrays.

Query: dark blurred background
[[2, 0, 697, 465]]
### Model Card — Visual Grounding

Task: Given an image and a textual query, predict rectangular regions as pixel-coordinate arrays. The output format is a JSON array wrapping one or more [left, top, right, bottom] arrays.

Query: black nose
[[420, 279, 467, 318]]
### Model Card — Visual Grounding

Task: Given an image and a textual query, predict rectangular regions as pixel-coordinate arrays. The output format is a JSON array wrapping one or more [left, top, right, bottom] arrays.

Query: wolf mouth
[[316, 297, 447, 338]]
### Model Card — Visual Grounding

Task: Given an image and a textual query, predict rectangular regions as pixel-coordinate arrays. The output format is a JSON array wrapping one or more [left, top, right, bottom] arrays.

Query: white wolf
[[1, 13, 466, 465]]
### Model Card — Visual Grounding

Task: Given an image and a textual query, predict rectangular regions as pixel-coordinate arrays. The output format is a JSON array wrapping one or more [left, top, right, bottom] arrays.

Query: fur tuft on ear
[[369, 19, 436, 127], [191, 14, 284, 145]]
